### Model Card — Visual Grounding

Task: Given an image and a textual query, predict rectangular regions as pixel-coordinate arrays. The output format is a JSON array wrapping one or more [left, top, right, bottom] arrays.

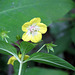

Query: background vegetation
[[0, 0, 75, 75]]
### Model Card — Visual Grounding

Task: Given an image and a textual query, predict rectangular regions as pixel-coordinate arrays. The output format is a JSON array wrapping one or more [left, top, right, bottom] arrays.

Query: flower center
[[29, 26, 35, 32], [28, 24, 39, 34]]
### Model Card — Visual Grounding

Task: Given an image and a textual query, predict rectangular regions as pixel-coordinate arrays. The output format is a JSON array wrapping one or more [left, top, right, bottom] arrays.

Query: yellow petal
[[22, 22, 31, 32], [7, 54, 29, 65], [19, 54, 22, 59], [22, 33, 31, 41], [37, 23, 47, 34], [31, 32, 42, 43], [7, 56, 16, 65], [30, 18, 41, 24], [24, 55, 30, 60], [18, 54, 29, 60]]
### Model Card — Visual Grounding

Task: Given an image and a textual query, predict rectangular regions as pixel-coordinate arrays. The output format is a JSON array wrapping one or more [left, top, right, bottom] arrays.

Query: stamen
[[27, 24, 39, 35]]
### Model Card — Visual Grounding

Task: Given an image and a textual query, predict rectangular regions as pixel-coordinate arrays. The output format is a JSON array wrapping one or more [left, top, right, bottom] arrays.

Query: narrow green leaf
[[27, 53, 75, 71], [49, 43, 57, 47], [0, 49, 11, 55], [0, 40, 17, 55], [49, 46, 54, 52], [20, 41, 36, 54], [0, 40, 20, 61]]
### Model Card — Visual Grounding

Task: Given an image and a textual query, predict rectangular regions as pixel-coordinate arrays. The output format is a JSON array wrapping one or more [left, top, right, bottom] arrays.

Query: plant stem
[[36, 44, 45, 53], [5, 38, 8, 43], [18, 62, 23, 75], [18, 51, 25, 75]]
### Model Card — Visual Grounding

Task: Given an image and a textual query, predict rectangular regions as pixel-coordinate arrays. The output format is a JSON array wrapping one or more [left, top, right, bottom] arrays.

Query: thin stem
[[36, 44, 46, 53], [23, 59, 28, 64], [5, 38, 8, 43], [15, 56, 21, 63], [18, 62, 23, 75], [18, 51, 26, 75]]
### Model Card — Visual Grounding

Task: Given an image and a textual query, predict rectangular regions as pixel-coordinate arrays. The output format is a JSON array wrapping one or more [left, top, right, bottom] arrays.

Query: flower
[[7, 54, 29, 65], [22, 18, 47, 43], [0, 30, 10, 43]]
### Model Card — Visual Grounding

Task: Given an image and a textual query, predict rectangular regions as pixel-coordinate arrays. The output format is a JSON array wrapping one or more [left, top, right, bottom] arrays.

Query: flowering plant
[[0, 18, 75, 75]]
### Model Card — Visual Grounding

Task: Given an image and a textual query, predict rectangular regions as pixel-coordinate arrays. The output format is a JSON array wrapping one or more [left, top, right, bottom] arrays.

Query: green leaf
[[25, 67, 68, 75], [0, 49, 11, 55], [27, 53, 75, 71], [0, 0, 74, 43], [49, 43, 57, 47], [70, 27, 75, 44], [46, 45, 54, 53], [49, 46, 54, 52], [0, 40, 17, 55], [14, 61, 27, 75], [20, 41, 36, 54], [0, 40, 19, 61]]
